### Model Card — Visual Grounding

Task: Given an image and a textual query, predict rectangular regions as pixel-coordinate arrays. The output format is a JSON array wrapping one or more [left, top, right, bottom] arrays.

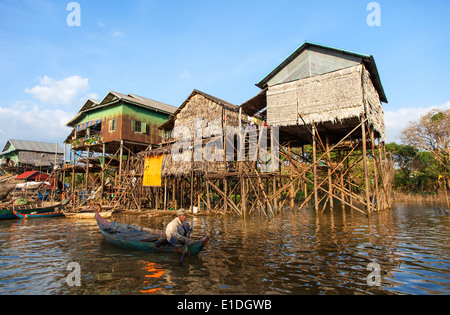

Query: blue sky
[[0, 0, 449, 148]]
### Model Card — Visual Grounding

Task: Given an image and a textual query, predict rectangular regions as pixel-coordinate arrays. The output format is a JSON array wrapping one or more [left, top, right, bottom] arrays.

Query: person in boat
[[165, 209, 192, 246], [96, 204, 104, 213]]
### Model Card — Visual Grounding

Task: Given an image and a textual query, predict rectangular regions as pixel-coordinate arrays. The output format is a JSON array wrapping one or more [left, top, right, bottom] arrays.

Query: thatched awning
[[240, 88, 267, 117]]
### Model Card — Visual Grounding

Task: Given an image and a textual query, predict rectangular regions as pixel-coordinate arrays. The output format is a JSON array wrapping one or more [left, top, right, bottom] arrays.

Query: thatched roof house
[[145, 89, 245, 177], [241, 41, 388, 145]]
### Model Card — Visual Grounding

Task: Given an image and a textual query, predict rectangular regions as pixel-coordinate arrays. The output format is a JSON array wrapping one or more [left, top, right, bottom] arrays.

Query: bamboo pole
[[326, 134, 334, 211], [312, 124, 319, 213], [362, 121, 371, 214]]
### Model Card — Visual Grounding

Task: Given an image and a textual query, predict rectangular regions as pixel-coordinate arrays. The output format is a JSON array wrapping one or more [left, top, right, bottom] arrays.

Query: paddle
[[179, 231, 192, 266]]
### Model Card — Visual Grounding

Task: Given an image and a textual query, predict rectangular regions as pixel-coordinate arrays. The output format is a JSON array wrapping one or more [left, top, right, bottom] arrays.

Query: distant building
[[0, 139, 64, 171]]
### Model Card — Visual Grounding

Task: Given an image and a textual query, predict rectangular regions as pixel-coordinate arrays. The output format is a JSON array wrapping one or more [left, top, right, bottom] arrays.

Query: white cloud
[[178, 71, 193, 80], [25, 75, 92, 107], [0, 101, 74, 147], [384, 101, 450, 143], [84, 92, 100, 102], [113, 30, 125, 37]]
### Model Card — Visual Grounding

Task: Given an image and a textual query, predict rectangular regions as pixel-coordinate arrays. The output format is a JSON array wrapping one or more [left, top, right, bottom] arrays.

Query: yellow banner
[[143, 155, 164, 187]]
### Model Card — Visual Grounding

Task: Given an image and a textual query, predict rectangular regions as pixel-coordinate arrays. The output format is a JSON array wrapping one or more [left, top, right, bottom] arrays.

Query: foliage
[[387, 108, 450, 193]]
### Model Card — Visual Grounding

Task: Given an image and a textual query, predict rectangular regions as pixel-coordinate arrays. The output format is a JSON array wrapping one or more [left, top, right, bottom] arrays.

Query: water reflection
[[0, 203, 449, 295]]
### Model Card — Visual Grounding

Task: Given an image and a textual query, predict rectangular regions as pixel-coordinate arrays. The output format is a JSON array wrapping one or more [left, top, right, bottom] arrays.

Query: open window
[[132, 120, 148, 135]]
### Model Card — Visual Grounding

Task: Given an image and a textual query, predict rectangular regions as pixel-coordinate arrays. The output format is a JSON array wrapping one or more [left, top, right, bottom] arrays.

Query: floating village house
[[241, 41, 392, 215], [64, 91, 177, 201], [138, 89, 249, 211], [0, 139, 64, 172]]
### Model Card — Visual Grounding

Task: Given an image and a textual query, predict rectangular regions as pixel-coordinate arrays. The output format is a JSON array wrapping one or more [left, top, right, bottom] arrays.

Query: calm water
[[0, 203, 449, 295]]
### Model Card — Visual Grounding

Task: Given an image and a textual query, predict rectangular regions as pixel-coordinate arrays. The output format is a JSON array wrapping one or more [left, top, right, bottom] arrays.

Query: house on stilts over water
[[64, 91, 177, 207], [240, 41, 394, 215]]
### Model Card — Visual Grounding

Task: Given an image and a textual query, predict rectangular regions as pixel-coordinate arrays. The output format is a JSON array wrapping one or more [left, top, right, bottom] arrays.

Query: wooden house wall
[[73, 103, 170, 146], [119, 104, 168, 145]]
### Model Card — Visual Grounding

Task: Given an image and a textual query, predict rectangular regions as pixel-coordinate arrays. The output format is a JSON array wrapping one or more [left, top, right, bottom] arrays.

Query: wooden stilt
[[362, 121, 371, 214], [312, 124, 319, 213]]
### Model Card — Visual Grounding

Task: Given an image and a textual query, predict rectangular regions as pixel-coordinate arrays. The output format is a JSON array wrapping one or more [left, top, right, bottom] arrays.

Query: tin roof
[[1, 139, 64, 155], [67, 91, 178, 127]]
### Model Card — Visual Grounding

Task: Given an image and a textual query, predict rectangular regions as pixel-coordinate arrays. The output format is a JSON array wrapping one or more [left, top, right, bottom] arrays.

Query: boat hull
[[13, 210, 64, 219], [95, 213, 209, 255], [64, 211, 113, 219], [0, 202, 62, 220]]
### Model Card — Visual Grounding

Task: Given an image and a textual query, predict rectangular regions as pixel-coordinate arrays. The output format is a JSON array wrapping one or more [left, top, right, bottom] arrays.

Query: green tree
[[385, 142, 418, 191], [400, 108, 450, 202]]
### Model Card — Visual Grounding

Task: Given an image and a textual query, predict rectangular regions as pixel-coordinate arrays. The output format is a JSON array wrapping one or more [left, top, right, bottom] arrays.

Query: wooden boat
[[0, 201, 64, 220], [63, 204, 114, 219], [64, 210, 114, 219], [0, 183, 15, 201], [95, 212, 209, 255], [13, 209, 64, 219]]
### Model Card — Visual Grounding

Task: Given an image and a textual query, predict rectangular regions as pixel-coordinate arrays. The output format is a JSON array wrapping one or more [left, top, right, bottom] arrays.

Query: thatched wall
[[266, 64, 385, 140], [362, 66, 386, 141], [145, 91, 243, 177]]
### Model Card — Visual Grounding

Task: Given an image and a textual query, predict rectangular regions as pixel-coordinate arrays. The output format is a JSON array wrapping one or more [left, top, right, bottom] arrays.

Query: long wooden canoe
[[13, 209, 64, 219], [63, 204, 115, 219], [63, 210, 114, 219], [0, 201, 64, 220], [95, 212, 209, 255]]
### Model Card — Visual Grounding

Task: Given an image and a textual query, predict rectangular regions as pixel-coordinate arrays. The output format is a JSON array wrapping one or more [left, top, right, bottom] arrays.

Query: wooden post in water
[[312, 125, 319, 213], [362, 121, 371, 215], [326, 134, 334, 211], [101, 142, 105, 202]]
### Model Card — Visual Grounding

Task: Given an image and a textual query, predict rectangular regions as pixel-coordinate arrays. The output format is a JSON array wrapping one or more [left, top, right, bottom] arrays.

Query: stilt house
[[242, 41, 387, 145], [64, 91, 177, 199], [240, 41, 392, 215]]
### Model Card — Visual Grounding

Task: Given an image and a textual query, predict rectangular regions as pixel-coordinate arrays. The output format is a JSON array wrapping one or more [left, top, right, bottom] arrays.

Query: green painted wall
[[76, 105, 123, 125], [72, 102, 171, 145]]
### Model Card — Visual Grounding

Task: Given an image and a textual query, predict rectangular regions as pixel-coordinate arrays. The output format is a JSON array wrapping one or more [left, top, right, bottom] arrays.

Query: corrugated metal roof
[[107, 92, 178, 115], [67, 91, 178, 127], [2, 140, 64, 154]]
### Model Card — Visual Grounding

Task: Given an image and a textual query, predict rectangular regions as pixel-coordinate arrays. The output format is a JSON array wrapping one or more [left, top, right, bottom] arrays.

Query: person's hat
[[177, 209, 186, 216]]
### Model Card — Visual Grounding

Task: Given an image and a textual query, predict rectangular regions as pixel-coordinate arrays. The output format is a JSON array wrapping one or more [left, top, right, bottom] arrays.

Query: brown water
[[0, 203, 449, 295]]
